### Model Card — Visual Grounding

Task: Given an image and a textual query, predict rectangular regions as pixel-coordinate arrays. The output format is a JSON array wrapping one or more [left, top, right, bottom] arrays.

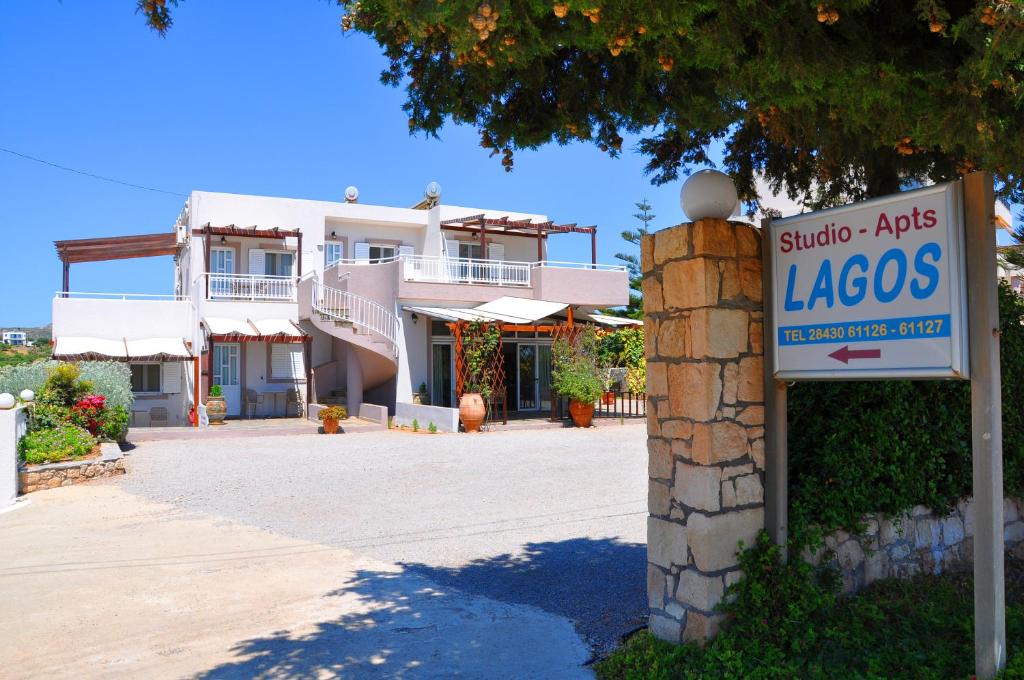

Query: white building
[[50, 186, 630, 429], [2, 331, 27, 346]]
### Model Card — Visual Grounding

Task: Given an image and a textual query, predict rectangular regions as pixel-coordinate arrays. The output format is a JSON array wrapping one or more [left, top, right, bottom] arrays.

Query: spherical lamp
[[19, 389, 35, 402], [680, 169, 739, 221], [0, 393, 15, 410]]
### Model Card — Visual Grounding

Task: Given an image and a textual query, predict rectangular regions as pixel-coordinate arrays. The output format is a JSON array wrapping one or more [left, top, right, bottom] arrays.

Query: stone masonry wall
[[817, 498, 1024, 594], [642, 218, 765, 643], [19, 443, 125, 493]]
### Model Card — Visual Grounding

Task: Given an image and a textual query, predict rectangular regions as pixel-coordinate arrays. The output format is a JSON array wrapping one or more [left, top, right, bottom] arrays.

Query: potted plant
[[552, 327, 604, 427], [600, 368, 617, 405], [206, 384, 227, 425], [459, 321, 500, 432], [318, 405, 348, 434], [413, 381, 431, 405]]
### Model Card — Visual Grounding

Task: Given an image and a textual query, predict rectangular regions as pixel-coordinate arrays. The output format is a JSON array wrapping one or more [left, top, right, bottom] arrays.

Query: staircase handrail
[[311, 279, 399, 357]]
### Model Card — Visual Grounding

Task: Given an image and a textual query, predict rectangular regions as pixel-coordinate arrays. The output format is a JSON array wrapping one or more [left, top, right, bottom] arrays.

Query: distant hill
[[1, 324, 51, 341]]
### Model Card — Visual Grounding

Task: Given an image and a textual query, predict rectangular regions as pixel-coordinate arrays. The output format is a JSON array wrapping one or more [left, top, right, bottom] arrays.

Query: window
[[368, 245, 396, 263], [265, 252, 294, 276], [131, 364, 161, 393], [325, 242, 343, 267], [459, 243, 484, 260], [270, 343, 304, 379]]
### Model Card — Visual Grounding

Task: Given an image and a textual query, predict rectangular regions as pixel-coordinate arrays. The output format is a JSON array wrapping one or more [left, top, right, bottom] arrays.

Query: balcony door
[[210, 247, 235, 298], [517, 343, 553, 413]]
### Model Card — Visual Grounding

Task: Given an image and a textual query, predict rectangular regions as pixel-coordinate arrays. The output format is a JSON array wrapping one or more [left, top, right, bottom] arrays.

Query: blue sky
[[0, 1, 690, 327]]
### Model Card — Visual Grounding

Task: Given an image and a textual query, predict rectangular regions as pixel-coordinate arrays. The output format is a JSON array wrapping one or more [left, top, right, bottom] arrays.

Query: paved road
[[1, 423, 647, 679]]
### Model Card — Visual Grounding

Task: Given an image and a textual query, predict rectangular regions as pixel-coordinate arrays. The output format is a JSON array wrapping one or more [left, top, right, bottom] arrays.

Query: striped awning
[[53, 336, 192, 361], [403, 296, 568, 324]]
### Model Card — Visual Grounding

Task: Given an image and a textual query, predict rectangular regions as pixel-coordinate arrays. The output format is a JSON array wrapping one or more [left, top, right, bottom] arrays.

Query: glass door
[[210, 247, 235, 298], [538, 344, 553, 411], [431, 343, 453, 408], [518, 344, 538, 411]]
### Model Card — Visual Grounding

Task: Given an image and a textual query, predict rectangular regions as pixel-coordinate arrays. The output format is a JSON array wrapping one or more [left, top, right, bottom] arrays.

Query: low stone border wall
[[816, 497, 1024, 593], [394, 402, 459, 433], [19, 442, 125, 494]]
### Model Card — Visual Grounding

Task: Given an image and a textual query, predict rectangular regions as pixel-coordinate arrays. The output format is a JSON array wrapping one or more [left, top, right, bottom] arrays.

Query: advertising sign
[[769, 181, 968, 380]]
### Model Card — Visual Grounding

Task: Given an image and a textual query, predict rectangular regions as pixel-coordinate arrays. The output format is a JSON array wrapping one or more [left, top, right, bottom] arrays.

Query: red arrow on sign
[[828, 345, 881, 364]]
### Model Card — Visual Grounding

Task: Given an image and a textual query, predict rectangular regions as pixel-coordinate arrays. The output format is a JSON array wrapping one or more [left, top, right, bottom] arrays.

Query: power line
[[0, 146, 187, 197]]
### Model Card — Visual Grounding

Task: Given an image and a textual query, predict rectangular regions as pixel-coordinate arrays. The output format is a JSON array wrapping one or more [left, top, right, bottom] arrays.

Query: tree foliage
[[614, 199, 655, 318], [139, 2, 1024, 206]]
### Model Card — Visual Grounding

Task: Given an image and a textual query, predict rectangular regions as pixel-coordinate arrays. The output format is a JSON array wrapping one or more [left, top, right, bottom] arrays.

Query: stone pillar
[[641, 218, 765, 643]]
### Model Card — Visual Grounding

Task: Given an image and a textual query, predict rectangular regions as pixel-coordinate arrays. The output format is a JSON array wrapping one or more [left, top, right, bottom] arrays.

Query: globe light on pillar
[[19, 389, 35, 402], [680, 169, 739, 221], [0, 393, 15, 410]]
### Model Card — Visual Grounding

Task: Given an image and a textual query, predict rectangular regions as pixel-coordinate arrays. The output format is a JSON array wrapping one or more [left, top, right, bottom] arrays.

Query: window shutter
[[248, 248, 266, 275], [271, 344, 304, 379], [353, 242, 370, 264], [162, 362, 181, 394], [488, 243, 504, 261], [398, 245, 415, 259]]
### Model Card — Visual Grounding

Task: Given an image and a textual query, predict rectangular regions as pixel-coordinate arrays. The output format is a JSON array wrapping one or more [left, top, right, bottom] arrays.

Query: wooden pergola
[[54, 232, 179, 294], [440, 214, 598, 265], [449, 309, 580, 424], [193, 224, 303, 300]]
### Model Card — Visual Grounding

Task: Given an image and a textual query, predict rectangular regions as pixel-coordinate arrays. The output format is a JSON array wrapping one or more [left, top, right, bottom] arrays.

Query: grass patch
[[597, 535, 1024, 679]]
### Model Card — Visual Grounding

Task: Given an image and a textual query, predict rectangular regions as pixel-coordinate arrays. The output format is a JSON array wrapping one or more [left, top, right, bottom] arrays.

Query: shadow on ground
[[192, 537, 645, 679]]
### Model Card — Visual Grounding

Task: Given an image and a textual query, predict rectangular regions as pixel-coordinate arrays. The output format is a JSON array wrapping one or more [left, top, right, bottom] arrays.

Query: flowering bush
[[69, 394, 106, 436], [19, 424, 96, 465]]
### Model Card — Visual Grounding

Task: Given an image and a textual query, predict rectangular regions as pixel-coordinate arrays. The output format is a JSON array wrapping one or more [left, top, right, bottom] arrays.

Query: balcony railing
[[205, 274, 296, 301], [402, 255, 532, 287]]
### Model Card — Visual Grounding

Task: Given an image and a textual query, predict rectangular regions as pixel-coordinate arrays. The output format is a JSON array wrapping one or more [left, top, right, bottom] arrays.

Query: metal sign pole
[[761, 218, 788, 555], [964, 172, 1005, 679]]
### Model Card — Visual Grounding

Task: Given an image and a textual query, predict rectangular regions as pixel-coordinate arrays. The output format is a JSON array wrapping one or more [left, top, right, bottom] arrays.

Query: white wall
[[52, 298, 192, 340], [396, 310, 429, 404], [0, 405, 27, 511]]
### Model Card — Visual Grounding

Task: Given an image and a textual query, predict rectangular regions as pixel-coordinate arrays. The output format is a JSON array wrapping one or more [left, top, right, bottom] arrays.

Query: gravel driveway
[[3, 423, 647, 678], [120, 424, 648, 654]]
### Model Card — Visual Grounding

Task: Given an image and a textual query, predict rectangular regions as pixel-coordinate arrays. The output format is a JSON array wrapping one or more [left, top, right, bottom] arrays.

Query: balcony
[[402, 255, 531, 287], [203, 274, 296, 302], [328, 256, 628, 308]]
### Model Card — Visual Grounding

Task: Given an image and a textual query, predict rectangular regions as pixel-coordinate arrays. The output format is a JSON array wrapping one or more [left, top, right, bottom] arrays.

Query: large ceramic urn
[[459, 393, 486, 433], [206, 395, 227, 425]]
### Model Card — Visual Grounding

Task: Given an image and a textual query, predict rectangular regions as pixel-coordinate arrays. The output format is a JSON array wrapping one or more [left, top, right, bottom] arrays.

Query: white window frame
[[130, 362, 162, 395], [264, 250, 295, 277], [325, 242, 343, 267], [368, 244, 396, 264], [210, 247, 235, 274], [459, 242, 484, 260]]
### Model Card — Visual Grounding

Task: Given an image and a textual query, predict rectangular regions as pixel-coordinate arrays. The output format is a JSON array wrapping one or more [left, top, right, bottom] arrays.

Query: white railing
[[401, 255, 532, 287], [533, 261, 628, 272], [311, 280, 399, 357], [204, 274, 296, 301], [55, 291, 190, 301]]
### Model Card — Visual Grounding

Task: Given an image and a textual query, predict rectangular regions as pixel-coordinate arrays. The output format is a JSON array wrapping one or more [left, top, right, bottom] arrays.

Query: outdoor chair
[[148, 407, 168, 428], [244, 389, 263, 419]]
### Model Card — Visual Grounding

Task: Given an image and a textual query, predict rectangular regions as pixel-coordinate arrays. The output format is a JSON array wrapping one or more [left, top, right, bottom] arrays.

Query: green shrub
[[19, 424, 96, 465], [412, 418, 419, 432], [79, 361, 133, 411], [38, 363, 92, 407], [787, 281, 1024, 545], [552, 326, 604, 404], [98, 404, 130, 442], [0, 360, 52, 396], [428, 422, 438, 433], [209, 384, 223, 397]]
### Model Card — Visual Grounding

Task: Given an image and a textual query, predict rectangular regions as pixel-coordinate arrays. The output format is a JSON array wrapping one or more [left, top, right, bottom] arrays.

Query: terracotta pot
[[206, 395, 227, 425], [568, 399, 595, 428], [459, 393, 486, 433], [602, 391, 616, 406], [322, 417, 340, 434]]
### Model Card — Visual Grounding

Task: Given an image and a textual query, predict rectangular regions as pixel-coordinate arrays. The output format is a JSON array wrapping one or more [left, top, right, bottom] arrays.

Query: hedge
[[787, 281, 1024, 546]]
